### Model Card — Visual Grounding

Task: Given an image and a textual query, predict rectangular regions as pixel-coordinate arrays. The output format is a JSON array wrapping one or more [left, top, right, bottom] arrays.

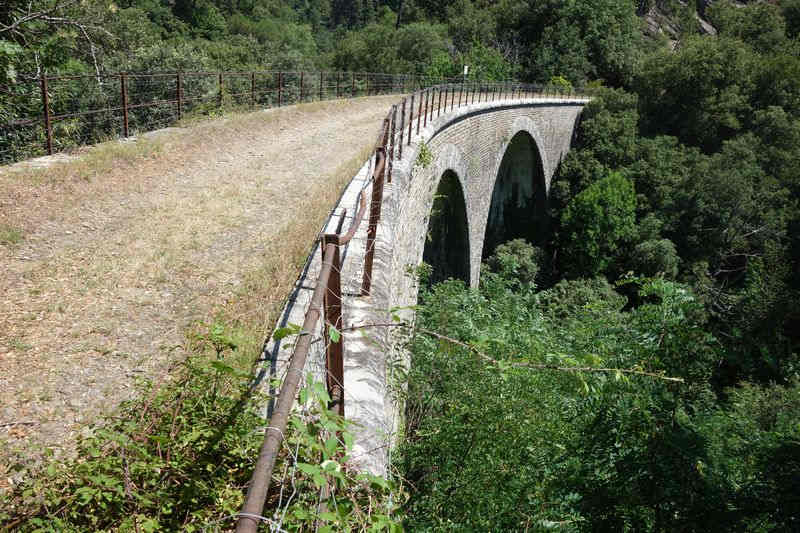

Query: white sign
[[463, 65, 469, 76]]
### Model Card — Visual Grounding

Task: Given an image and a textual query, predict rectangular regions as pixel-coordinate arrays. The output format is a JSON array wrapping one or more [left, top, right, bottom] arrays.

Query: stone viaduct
[[262, 94, 588, 476]]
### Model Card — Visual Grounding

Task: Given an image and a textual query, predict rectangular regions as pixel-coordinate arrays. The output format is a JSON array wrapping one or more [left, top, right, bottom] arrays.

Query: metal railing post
[[351, 72, 355, 96], [40, 74, 53, 155], [323, 234, 344, 417], [176, 72, 183, 120], [319, 71, 324, 101], [423, 89, 429, 128], [362, 135, 388, 295], [336, 72, 341, 98], [399, 98, 406, 160], [218, 72, 223, 108], [300, 71, 305, 102], [120, 73, 129, 138], [251, 72, 256, 108], [408, 93, 414, 145], [278, 72, 283, 107], [437, 85, 443, 117], [388, 104, 397, 182], [416, 91, 422, 134]]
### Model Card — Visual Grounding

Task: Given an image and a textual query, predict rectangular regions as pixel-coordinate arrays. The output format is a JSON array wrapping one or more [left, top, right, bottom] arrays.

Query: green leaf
[[329, 326, 341, 343], [296, 462, 321, 476], [273, 323, 301, 341]]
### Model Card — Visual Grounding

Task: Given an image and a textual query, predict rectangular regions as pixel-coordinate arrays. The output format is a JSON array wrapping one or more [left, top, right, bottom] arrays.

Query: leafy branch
[[324, 321, 684, 383]]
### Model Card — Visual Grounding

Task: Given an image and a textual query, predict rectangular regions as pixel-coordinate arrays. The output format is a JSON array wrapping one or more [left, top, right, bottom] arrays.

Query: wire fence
[[234, 81, 588, 532], [1, 70, 461, 165]]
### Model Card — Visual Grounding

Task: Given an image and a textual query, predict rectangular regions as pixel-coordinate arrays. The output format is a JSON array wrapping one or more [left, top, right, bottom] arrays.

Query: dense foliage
[[395, 1, 800, 531], [1, 325, 401, 531], [401, 244, 800, 531]]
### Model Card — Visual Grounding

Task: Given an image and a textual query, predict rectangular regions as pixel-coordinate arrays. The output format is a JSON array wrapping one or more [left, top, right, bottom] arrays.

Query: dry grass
[[0, 95, 397, 473]]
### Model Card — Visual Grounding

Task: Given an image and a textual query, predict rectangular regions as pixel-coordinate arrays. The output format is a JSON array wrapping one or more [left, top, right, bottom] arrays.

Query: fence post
[[336, 72, 340, 98], [423, 89, 429, 129], [351, 72, 355, 97], [120, 73, 129, 138], [408, 93, 414, 145], [388, 104, 397, 183], [300, 71, 304, 103], [416, 91, 422, 135], [450, 84, 455, 112], [251, 72, 256, 108], [319, 71, 323, 101], [322, 234, 344, 417], [176, 72, 183, 120], [218, 72, 223, 108], [277, 72, 283, 107], [399, 98, 406, 160], [366, 74, 370, 96], [40, 75, 53, 155], [362, 130, 388, 296], [458, 81, 463, 107], [437, 85, 443, 118]]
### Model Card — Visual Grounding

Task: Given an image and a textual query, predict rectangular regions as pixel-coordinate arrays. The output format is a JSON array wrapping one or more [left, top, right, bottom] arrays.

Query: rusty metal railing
[[1, 70, 465, 164], [235, 80, 586, 532]]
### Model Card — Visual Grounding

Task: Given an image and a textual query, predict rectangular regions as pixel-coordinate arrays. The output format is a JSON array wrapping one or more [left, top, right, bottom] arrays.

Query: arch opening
[[482, 131, 548, 259], [422, 170, 470, 285]]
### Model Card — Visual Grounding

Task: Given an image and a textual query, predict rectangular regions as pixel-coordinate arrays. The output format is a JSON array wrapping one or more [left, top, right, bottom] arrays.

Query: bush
[[559, 172, 637, 278], [630, 238, 679, 278], [482, 238, 544, 288]]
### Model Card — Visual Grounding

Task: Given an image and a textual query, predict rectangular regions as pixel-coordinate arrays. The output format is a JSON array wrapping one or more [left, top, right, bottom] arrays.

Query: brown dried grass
[[0, 95, 396, 469]]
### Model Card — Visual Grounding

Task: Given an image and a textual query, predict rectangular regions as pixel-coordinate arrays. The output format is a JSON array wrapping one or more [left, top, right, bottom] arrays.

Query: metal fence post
[[423, 89, 429, 128], [176, 72, 183, 120], [351, 72, 355, 97], [251, 72, 256, 108], [120, 73, 129, 138], [362, 128, 388, 296], [438, 85, 443, 117], [40, 75, 53, 155], [319, 71, 323, 101], [336, 72, 340, 98], [399, 98, 406, 160], [218, 72, 223, 108], [408, 93, 414, 145], [300, 71, 305, 102], [277, 72, 283, 107], [388, 104, 397, 183], [416, 91, 422, 134], [322, 234, 344, 417]]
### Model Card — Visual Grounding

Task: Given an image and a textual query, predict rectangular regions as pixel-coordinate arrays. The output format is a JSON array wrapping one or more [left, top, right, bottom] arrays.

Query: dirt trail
[[0, 96, 397, 464]]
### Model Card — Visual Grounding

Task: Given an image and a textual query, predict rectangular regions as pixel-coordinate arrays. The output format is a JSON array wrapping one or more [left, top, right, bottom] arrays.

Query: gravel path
[[0, 96, 398, 469]]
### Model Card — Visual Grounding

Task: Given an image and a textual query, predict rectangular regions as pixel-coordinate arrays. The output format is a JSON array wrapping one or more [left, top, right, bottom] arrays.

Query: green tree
[[559, 172, 637, 278], [637, 36, 756, 153]]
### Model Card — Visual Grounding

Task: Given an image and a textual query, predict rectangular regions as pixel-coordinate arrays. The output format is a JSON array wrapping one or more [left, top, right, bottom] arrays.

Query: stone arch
[[507, 116, 552, 187], [422, 169, 471, 285], [481, 128, 548, 260]]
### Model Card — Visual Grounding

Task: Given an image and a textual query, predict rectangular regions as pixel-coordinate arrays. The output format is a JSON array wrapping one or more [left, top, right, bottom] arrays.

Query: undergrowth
[[0, 322, 402, 531]]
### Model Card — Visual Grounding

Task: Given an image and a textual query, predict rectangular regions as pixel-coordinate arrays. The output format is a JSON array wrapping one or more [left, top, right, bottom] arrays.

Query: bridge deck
[[0, 95, 398, 461]]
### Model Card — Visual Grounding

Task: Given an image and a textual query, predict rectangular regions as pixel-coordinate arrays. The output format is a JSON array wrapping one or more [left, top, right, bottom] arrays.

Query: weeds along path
[[0, 96, 398, 468]]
